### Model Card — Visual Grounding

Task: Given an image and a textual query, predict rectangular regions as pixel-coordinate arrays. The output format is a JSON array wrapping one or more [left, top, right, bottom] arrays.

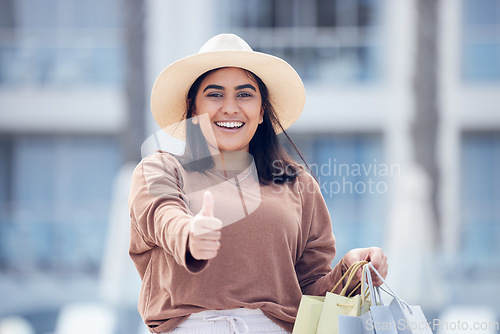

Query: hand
[[343, 247, 388, 287], [188, 191, 223, 260]]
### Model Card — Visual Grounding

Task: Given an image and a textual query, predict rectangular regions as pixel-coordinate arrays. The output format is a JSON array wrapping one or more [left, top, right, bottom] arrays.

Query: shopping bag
[[292, 260, 367, 334], [292, 295, 325, 334], [369, 302, 398, 333], [366, 263, 433, 334], [316, 260, 369, 334], [389, 299, 432, 334]]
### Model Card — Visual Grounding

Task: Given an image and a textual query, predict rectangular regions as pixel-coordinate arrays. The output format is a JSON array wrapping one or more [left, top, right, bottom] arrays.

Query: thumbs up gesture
[[188, 191, 223, 260]]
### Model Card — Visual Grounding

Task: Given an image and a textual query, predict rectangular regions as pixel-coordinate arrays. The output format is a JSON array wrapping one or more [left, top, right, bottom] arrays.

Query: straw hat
[[151, 33, 305, 136]]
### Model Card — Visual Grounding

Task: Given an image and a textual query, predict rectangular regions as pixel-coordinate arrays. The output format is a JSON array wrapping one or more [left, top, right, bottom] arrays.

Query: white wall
[[0, 89, 126, 133]]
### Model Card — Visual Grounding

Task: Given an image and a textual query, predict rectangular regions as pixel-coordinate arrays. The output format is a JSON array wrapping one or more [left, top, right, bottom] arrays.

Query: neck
[[212, 151, 253, 171]]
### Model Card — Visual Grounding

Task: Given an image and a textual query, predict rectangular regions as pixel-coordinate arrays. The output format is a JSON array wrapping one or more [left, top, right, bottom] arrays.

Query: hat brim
[[151, 50, 305, 138]]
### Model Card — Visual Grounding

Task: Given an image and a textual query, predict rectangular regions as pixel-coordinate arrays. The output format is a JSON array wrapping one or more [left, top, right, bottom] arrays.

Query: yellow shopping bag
[[292, 295, 325, 334], [292, 261, 368, 334]]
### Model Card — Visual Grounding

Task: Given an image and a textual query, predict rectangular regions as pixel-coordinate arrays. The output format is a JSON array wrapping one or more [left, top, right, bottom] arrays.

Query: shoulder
[[291, 170, 327, 208], [275, 169, 322, 200], [132, 152, 184, 184], [136, 151, 182, 173], [294, 170, 320, 192], [140, 151, 182, 167]]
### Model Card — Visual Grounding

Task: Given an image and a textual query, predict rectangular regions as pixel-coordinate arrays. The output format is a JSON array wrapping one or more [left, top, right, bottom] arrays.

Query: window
[[0, 135, 122, 272], [222, 0, 383, 83], [460, 132, 500, 268], [0, 0, 124, 87], [292, 133, 388, 260], [461, 0, 500, 82], [0, 138, 11, 202]]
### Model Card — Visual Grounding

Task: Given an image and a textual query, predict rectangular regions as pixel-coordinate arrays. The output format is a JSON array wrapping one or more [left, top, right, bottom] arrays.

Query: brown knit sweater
[[128, 153, 347, 333]]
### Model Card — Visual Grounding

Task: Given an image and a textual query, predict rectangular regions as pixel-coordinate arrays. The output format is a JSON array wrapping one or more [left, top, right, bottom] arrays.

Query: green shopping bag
[[293, 261, 368, 334]]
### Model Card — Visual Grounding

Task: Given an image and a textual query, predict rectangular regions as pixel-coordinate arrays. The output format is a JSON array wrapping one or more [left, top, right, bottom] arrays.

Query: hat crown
[[198, 33, 253, 53]]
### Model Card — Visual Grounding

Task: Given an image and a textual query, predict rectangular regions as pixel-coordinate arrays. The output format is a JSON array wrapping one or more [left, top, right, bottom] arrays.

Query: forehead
[[201, 67, 258, 86]]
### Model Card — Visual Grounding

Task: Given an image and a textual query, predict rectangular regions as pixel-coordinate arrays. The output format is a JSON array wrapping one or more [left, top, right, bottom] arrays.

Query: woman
[[129, 34, 388, 334]]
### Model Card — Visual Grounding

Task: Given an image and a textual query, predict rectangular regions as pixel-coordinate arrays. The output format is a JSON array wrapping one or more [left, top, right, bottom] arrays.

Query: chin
[[218, 147, 239, 152], [217, 144, 248, 152]]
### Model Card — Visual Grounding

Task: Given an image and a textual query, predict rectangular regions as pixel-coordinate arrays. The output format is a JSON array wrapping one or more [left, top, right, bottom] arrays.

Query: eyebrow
[[202, 84, 257, 92], [235, 84, 256, 91], [203, 84, 224, 92]]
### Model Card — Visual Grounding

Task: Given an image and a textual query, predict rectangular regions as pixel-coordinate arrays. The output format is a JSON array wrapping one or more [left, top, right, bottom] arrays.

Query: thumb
[[200, 191, 214, 217]]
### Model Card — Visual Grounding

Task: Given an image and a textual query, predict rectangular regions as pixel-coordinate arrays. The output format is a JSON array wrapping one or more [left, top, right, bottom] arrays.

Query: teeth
[[216, 121, 243, 128]]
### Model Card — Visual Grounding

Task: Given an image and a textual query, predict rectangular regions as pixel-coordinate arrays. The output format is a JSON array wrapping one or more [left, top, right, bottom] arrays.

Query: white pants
[[165, 308, 291, 334]]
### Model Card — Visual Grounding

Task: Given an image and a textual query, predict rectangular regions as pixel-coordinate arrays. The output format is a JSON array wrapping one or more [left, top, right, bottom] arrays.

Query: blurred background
[[0, 0, 499, 333]]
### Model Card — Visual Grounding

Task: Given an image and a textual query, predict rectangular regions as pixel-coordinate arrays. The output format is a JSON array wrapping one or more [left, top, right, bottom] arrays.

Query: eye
[[237, 92, 252, 98], [207, 92, 223, 98]]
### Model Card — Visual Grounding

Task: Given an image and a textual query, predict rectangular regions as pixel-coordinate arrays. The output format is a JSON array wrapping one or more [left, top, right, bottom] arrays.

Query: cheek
[[248, 102, 263, 120], [194, 105, 217, 121], [193, 97, 215, 115]]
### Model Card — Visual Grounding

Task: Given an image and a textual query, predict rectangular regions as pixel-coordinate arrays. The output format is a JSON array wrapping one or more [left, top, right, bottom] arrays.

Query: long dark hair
[[178, 67, 310, 184]]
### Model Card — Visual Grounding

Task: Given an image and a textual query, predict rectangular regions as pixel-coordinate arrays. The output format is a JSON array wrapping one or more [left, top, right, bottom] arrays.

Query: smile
[[215, 121, 244, 129]]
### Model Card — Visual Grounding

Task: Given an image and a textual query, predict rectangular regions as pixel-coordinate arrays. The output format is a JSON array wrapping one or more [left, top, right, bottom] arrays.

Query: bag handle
[[363, 263, 382, 306], [361, 262, 373, 300], [330, 260, 368, 296], [361, 263, 384, 314], [361, 264, 371, 313], [366, 262, 414, 315]]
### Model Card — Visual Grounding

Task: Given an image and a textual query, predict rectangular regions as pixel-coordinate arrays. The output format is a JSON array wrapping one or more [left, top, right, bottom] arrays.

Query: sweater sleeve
[[128, 154, 208, 273], [295, 173, 347, 296]]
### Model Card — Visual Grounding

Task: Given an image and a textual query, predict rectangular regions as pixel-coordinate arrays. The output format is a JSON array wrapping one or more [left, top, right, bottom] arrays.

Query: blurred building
[[0, 0, 127, 329], [0, 0, 499, 332]]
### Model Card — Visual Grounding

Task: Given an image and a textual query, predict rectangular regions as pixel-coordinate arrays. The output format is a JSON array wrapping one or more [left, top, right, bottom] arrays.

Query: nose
[[221, 96, 239, 114]]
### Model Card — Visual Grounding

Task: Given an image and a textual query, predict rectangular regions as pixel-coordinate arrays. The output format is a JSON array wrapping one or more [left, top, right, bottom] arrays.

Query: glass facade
[[222, 0, 384, 83], [460, 132, 500, 269], [461, 0, 500, 81], [0, 0, 124, 87], [0, 136, 122, 272], [0, 0, 125, 273]]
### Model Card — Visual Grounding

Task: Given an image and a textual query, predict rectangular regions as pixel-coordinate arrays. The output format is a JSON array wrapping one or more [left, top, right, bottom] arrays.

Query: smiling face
[[192, 67, 263, 153]]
